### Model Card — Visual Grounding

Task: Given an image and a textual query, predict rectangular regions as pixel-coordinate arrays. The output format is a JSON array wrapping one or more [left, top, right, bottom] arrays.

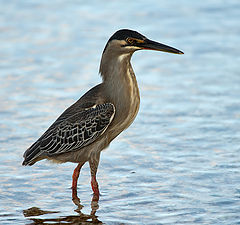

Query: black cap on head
[[108, 29, 146, 42]]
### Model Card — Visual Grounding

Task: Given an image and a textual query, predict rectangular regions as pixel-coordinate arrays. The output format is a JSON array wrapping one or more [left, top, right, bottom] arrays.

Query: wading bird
[[22, 29, 183, 201]]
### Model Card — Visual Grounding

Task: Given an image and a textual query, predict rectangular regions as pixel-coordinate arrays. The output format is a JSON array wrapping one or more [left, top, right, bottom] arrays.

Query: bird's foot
[[92, 193, 99, 202], [72, 186, 82, 207], [72, 196, 82, 208]]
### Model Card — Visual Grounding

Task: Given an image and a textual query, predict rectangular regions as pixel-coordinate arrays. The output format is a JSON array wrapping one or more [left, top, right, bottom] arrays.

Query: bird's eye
[[126, 38, 136, 45], [126, 38, 145, 45]]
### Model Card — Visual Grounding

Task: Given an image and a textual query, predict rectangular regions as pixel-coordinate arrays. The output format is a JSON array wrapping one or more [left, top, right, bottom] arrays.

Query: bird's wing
[[24, 103, 115, 162], [41, 103, 115, 155]]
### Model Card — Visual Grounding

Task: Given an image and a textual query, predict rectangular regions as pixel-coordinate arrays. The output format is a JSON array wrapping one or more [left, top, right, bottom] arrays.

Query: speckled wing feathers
[[43, 103, 115, 154], [23, 103, 115, 164]]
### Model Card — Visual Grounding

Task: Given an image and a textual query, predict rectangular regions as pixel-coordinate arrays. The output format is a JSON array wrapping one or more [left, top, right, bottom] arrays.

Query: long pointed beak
[[139, 39, 184, 54]]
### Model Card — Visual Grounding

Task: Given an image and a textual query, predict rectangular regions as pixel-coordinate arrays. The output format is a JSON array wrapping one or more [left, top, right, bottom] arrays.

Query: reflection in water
[[1, 0, 240, 224], [23, 195, 102, 224], [23, 207, 59, 217]]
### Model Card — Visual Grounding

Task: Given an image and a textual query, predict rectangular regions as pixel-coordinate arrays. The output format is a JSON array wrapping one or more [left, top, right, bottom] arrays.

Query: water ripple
[[1, 0, 240, 224]]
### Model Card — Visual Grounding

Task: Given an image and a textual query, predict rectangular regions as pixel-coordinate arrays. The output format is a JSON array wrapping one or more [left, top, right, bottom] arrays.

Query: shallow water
[[1, 1, 240, 224]]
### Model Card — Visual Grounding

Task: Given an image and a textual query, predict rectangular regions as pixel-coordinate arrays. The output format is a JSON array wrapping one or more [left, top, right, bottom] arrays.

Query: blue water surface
[[0, 1, 240, 224]]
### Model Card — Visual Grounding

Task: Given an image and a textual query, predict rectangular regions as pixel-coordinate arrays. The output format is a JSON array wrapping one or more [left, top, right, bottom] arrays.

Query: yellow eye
[[126, 38, 145, 45], [126, 38, 135, 45]]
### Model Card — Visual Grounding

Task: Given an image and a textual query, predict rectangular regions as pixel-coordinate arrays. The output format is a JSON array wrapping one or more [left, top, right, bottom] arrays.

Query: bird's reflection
[[23, 194, 102, 224]]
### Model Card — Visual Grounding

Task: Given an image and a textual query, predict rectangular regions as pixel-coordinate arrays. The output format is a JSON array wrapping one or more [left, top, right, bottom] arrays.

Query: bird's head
[[103, 29, 184, 55]]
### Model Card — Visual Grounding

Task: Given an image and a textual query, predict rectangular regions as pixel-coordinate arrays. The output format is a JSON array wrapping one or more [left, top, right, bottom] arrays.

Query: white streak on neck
[[118, 53, 130, 63]]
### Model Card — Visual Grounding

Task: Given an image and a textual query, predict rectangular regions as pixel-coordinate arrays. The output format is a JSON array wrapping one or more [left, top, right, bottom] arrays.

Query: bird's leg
[[91, 175, 99, 198], [72, 163, 84, 203], [89, 153, 100, 201]]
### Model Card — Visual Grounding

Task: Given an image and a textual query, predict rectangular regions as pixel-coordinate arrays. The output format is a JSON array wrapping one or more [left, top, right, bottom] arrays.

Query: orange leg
[[91, 175, 100, 200], [89, 153, 100, 201], [72, 163, 84, 201]]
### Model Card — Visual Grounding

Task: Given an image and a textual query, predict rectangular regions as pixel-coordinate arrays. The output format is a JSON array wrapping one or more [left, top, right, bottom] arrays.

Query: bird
[[22, 29, 183, 202]]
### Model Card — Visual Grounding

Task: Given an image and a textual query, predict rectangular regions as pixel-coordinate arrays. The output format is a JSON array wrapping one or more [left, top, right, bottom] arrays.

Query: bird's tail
[[22, 141, 42, 166]]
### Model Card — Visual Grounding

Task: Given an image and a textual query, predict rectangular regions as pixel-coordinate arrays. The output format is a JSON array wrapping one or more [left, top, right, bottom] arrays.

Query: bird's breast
[[107, 71, 140, 141]]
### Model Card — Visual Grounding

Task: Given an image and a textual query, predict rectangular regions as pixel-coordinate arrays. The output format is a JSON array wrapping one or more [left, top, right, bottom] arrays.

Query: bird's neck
[[99, 51, 140, 103], [100, 51, 137, 88], [99, 51, 133, 83], [99, 50, 140, 137]]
